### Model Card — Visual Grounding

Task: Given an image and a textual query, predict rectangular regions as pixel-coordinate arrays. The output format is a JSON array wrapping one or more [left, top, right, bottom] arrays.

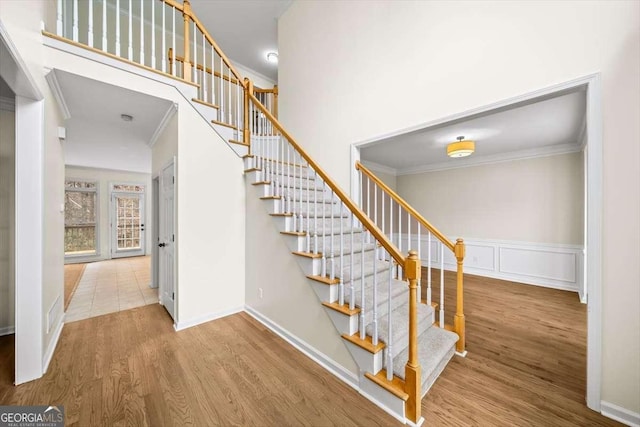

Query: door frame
[[154, 157, 177, 323], [1, 21, 46, 385], [109, 182, 147, 258], [350, 73, 603, 411]]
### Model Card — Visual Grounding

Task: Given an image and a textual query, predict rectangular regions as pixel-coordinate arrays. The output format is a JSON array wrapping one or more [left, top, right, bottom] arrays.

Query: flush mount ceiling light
[[121, 114, 134, 122], [266, 52, 278, 64], [447, 136, 475, 158]]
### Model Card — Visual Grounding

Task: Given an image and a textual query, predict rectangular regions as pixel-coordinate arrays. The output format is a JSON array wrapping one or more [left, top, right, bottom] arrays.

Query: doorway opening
[[351, 74, 602, 410]]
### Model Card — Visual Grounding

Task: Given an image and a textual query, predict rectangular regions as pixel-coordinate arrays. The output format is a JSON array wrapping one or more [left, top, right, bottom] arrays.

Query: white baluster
[[88, 0, 93, 47], [236, 75, 241, 140], [330, 189, 335, 280], [381, 192, 385, 259], [161, 2, 166, 73], [103, 0, 108, 51], [321, 182, 327, 276], [389, 199, 394, 265], [306, 165, 311, 253], [427, 232, 432, 305], [139, 0, 144, 65], [313, 173, 318, 255], [366, 175, 371, 243], [115, 0, 120, 55], [171, 6, 175, 75], [151, 0, 156, 68], [298, 160, 303, 233], [386, 259, 394, 381], [128, 0, 133, 59], [374, 183, 378, 237], [359, 226, 366, 340], [192, 21, 196, 85], [219, 57, 224, 121], [227, 66, 232, 123], [417, 224, 421, 303], [339, 201, 344, 306], [372, 233, 378, 345], [440, 242, 445, 328], [398, 203, 403, 279], [286, 144, 291, 213], [202, 34, 207, 102], [56, 0, 63, 36], [72, 0, 78, 42], [349, 212, 355, 311], [210, 46, 215, 104]]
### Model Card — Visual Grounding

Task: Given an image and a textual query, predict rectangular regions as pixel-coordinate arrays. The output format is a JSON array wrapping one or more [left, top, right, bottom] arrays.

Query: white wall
[[64, 118, 152, 173], [0, 108, 15, 334], [64, 166, 153, 263], [42, 41, 247, 327], [1, 0, 66, 376], [232, 61, 276, 89], [396, 153, 584, 245], [279, 0, 640, 415]]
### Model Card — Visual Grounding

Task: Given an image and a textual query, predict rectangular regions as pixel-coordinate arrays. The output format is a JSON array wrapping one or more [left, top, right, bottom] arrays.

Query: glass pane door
[[112, 193, 145, 258]]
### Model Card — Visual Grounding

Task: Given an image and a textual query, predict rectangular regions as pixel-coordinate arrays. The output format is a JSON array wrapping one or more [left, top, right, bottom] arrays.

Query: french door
[[111, 190, 145, 258]]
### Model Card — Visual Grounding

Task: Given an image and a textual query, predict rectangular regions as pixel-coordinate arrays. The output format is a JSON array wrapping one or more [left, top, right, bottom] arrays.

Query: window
[[65, 179, 98, 256]]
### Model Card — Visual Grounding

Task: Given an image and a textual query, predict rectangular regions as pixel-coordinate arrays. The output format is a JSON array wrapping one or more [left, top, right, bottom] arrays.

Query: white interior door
[[159, 162, 176, 320], [111, 192, 145, 258]]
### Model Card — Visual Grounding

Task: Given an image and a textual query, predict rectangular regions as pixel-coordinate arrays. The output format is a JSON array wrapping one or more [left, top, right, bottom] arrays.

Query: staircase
[[46, 1, 467, 424]]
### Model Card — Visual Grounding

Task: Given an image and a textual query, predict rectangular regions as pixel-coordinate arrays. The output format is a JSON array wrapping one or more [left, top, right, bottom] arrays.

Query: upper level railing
[[356, 161, 466, 354]]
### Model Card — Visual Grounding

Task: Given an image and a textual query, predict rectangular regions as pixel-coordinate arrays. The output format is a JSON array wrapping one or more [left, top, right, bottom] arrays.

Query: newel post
[[454, 238, 466, 355], [182, 0, 192, 81], [404, 250, 422, 424], [244, 78, 253, 147]]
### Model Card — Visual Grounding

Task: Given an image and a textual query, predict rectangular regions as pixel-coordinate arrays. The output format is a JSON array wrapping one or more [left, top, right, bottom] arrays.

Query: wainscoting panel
[[401, 234, 583, 293]]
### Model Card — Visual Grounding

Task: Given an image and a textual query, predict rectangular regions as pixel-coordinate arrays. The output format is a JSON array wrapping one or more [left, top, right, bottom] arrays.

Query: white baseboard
[[0, 326, 15, 336], [174, 306, 244, 331], [401, 235, 583, 293], [244, 306, 359, 390], [601, 401, 640, 427], [357, 387, 407, 425], [42, 314, 65, 374]]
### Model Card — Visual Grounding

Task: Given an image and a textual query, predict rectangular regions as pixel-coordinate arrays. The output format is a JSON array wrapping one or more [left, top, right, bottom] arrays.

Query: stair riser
[[343, 340, 384, 375], [308, 281, 338, 304], [323, 307, 359, 336]]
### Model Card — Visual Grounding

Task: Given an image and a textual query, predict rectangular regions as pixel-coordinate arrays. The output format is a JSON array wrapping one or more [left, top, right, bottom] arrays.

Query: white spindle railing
[[355, 161, 465, 337]]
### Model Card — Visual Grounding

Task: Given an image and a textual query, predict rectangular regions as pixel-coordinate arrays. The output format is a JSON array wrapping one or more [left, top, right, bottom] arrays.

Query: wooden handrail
[[180, 1, 246, 88], [248, 93, 405, 266], [356, 161, 456, 253], [162, 0, 184, 12]]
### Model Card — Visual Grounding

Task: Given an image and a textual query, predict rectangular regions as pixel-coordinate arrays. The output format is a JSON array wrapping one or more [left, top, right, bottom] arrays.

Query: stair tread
[[369, 298, 435, 360], [192, 98, 220, 109], [392, 326, 458, 393]]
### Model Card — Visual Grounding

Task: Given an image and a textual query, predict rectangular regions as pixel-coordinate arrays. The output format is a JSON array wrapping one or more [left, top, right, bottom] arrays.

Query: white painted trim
[[601, 401, 640, 427], [0, 326, 15, 336], [148, 102, 177, 147], [44, 69, 71, 119], [0, 96, 14, 111], [584, 73, 603, 411], [360, 160, 397, 176], [244, 306, 359, 389], [14, 96, 45, 385], [173, 306, 244, 331], [42, 315, 64, 374], [0, 21, 43, 100], [402, 234, 583, 293], [357, 387, 408, 425], [395, 142, 581, 176]]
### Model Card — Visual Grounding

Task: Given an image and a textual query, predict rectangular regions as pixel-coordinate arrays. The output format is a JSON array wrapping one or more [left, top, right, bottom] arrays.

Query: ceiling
[[361, 89, 587, 175], [54, 70, 175, 173], [190, 0, 291, 82]]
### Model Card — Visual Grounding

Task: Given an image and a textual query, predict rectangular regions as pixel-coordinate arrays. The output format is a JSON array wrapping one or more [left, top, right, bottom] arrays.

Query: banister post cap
[[405, 250, 421, 281], [455, 238, 465, 259]]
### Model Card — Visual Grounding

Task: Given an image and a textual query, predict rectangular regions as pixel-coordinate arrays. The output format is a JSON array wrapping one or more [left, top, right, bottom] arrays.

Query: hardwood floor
[[64, 262, 86, 310], [0, 274, 621, 426], [422, 269, 619, 426]]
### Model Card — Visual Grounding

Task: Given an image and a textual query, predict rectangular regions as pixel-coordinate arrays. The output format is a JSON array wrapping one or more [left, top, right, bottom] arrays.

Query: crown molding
[[148, 102, 178, 147], [0, 96, 14, 111], [360, 160, 397, 176], [44, 69, 71, 119], [396, 143, 582, 176]]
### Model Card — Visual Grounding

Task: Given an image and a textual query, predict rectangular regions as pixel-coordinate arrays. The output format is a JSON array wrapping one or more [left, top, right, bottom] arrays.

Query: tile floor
[[65, 256, 157, 323]]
